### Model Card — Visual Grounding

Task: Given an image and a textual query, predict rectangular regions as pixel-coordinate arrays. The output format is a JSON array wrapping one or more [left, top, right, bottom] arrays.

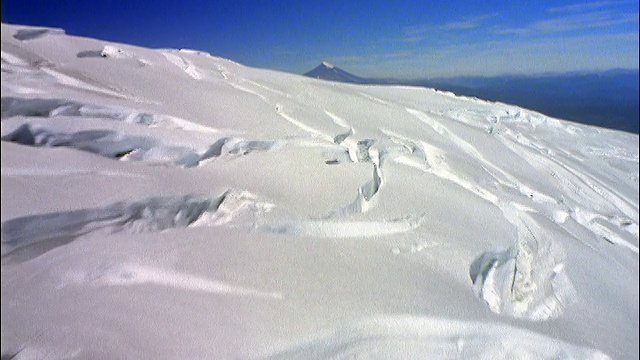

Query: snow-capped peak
[[304, 62, 368, 84], [322, 61, 335, 69]]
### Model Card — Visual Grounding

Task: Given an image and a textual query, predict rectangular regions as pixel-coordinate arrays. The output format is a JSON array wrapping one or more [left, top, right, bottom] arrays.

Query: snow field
[[1, 23, 638, 359]]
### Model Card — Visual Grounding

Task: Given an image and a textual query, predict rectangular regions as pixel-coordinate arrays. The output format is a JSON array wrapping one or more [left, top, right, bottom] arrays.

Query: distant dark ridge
[[303, 65, 639, 134], [410, 70, 639, 134]]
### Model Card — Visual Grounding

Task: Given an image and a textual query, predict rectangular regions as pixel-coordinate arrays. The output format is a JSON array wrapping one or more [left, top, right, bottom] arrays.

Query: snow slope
[[1, 23, 638, 359]]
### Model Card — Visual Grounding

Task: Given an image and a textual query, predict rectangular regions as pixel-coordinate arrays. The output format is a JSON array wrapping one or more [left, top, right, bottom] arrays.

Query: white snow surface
[[1, 23, 638, 359]]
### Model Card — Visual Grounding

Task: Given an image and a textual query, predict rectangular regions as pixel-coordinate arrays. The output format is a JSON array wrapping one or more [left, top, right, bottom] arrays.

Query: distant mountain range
[[303, 63, 639, 134]]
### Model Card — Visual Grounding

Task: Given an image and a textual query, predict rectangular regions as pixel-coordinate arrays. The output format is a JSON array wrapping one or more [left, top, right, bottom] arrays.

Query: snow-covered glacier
[[1, 23, 637, 359]]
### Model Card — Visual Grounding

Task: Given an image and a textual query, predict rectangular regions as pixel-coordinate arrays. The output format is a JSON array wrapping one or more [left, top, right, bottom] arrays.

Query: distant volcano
[[303, 62, 369, 84]]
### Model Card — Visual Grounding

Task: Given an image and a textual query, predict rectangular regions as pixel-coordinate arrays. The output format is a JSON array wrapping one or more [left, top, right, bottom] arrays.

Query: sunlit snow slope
[[1, 23, 638, 359]]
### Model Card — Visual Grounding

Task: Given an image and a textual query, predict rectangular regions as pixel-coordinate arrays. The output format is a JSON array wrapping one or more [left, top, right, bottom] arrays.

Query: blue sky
[[2, 1, 638, 78]]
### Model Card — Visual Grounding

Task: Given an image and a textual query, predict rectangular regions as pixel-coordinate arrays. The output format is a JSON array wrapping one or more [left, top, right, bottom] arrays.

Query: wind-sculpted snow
[[1, 97, 287, 167], [1, 190, 272, 263], [12, 27, 65, 41], [162, 51, 204, 79], [325, 138, 384, 216], [1, 23, 637, 359], [77, 45, 151, 68], [2, 123, 206, 167], [261, 215, 423, 238], [265, 316, 610, 359], [470, 213, 577, 321], [1, 97, 219, 132], [200, 137, 283, 160], [2, 123, 285, 168], [61, 263, 283, 299]]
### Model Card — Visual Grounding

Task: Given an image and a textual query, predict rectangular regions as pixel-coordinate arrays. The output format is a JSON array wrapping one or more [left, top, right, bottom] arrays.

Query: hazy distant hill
[[304, 65, 639, 134], [411, 70, 640, 134]]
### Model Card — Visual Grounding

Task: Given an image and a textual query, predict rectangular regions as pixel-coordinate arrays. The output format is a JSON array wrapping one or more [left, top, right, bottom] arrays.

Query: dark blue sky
[[2, 1, 638, 78]]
